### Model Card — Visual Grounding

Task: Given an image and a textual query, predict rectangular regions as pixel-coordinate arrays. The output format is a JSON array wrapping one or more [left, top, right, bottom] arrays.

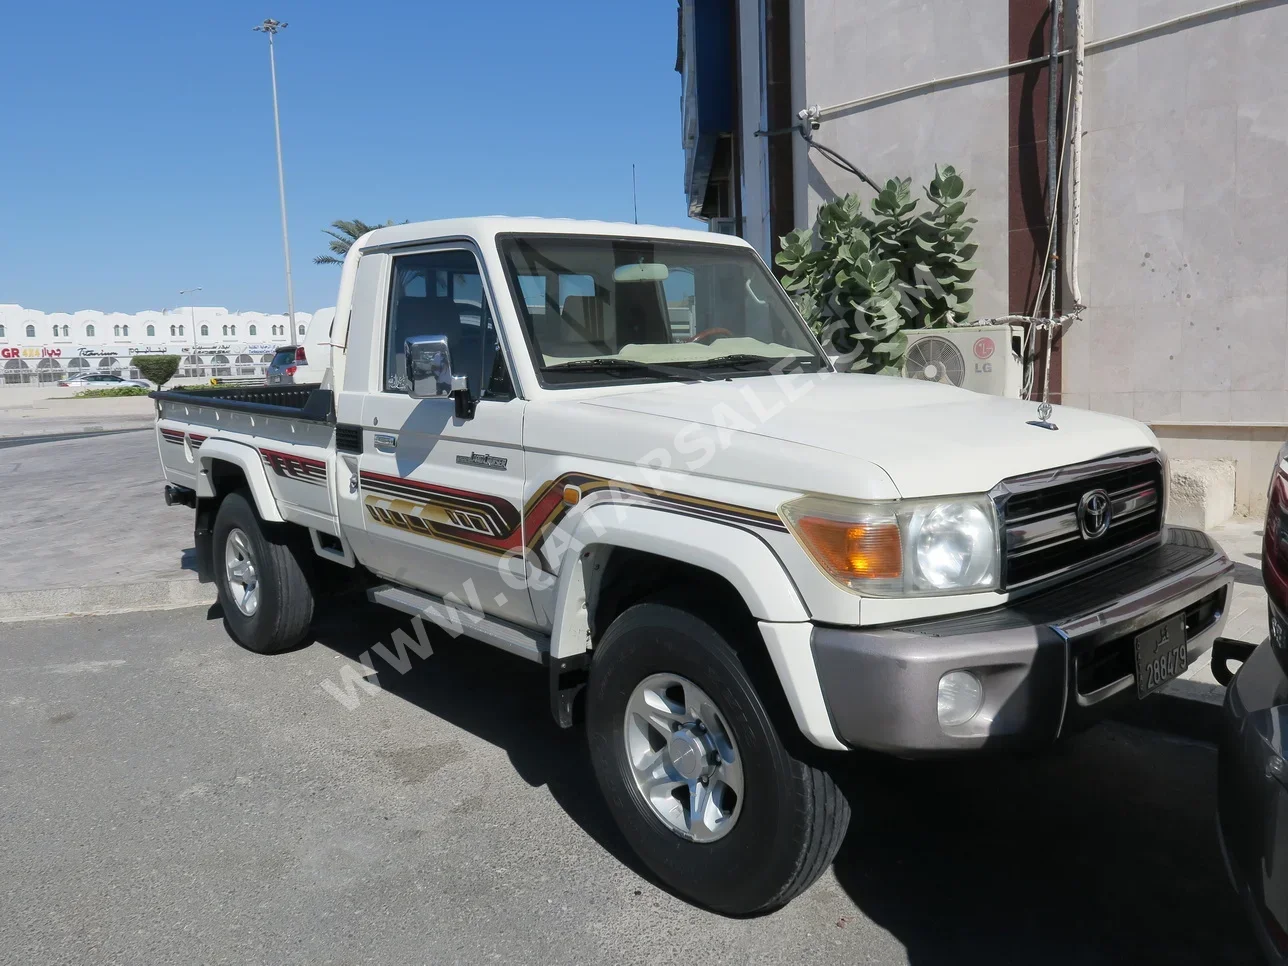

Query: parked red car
[[1216, 442, 1288, 964]]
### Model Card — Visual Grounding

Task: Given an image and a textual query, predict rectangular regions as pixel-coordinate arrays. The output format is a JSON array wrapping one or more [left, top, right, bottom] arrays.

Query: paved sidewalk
[[1182, 517, 1266, 687], [1208, 517, 1268, 644], [0, 391, 156, 437], [0, 429, 213, 620]]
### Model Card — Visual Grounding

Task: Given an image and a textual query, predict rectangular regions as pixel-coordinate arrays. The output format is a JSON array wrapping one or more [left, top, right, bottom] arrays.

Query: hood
[[576, 372, 1157, 499]]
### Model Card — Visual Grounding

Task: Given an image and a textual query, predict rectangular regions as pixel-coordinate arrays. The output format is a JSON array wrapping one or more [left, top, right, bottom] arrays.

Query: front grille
[[997, 452, 1165, 590]]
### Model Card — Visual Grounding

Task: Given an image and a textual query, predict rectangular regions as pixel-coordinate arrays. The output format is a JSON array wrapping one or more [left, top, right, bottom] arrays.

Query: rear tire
[[212, 491, 315, 654], [586, 601, 850, 914]]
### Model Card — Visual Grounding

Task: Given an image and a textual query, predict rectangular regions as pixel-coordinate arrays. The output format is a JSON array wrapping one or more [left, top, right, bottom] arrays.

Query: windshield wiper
[[682, 353, 819, 372], [542, 358, 717, 381]]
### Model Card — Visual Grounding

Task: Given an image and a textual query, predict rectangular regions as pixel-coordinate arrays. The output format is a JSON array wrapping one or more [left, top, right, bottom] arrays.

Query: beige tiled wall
[[1061, 0, 1288, 426], [1153, 424, 1283, 516], [799, 0, 1012, 320]]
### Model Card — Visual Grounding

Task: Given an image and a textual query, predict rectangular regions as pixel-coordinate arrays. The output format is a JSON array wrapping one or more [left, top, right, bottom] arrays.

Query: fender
[[195, 438, 285, 523], [545, 501, 809, 661]]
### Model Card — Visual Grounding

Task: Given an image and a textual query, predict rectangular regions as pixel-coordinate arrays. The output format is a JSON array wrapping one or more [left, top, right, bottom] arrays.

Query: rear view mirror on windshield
[[613, 262, 670, 283]]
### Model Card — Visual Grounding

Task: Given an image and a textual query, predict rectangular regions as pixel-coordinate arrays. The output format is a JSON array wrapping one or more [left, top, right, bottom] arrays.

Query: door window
[[384, 249, 512, 399]]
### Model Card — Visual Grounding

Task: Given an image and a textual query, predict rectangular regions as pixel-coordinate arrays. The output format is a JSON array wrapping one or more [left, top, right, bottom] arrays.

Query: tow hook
[[1211, 637, 1258, 686]]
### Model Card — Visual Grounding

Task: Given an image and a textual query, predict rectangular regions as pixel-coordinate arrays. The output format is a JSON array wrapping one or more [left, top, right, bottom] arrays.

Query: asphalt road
[[1, 604, 1262, 965], [0, 429, 198, 594]]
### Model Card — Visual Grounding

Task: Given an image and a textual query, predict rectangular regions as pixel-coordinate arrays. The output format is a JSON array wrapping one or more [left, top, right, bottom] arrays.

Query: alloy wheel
[[224, 527, 260, 617], [623, 673, 744, 842]]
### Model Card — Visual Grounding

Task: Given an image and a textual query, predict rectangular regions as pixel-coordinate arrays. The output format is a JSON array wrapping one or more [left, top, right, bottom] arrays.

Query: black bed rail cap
[[149, 384, 334, 423]]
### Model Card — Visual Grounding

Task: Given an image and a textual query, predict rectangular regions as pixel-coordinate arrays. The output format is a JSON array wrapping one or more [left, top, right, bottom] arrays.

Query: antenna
[[632, 164, 638, 224]]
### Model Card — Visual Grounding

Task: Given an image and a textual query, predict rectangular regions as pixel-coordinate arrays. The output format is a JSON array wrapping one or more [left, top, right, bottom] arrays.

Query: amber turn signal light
[[793, 515, 902, 581]]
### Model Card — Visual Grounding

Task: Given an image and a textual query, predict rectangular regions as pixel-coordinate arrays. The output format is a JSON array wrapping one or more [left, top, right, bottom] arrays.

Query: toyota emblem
[[1077, 488, 1112, 539]]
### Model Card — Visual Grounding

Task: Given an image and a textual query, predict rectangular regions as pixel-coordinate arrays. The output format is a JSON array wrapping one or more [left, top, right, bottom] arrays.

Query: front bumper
[[811, 526, 1234, 755]]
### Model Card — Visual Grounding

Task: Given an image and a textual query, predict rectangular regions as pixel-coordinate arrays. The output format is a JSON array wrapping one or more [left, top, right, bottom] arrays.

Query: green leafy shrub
[[131, 354, 181, 388], [74, 386, 150, 398], [776, 165, 978, 374]]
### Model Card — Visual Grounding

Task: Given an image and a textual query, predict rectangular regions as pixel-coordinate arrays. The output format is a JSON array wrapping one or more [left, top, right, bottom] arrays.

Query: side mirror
[[404, 335, 476, 419], [405, 335, 454, 400]]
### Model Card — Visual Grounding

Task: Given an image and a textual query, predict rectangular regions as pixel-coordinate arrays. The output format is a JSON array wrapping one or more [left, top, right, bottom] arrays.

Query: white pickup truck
[[152, 217, 1234, 914]]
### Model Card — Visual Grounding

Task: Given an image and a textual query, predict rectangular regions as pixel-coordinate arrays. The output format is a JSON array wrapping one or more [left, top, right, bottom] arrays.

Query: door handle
[[373, 433, 397, 453]]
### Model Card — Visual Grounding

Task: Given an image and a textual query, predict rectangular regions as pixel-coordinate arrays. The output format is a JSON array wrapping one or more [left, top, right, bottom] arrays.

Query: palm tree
[[314, 219, 400, 265]]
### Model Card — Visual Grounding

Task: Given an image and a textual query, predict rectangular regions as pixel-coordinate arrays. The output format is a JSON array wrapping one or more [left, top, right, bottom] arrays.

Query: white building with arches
[[0, 304, 313, 384]]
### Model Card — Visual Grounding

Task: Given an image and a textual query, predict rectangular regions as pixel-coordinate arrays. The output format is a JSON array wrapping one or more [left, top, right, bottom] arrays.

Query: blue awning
[[679, 0, 735, 217]]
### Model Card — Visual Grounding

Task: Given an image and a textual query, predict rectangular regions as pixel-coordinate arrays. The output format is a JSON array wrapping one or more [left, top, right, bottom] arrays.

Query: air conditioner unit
[[901, 325, 1024, 397]]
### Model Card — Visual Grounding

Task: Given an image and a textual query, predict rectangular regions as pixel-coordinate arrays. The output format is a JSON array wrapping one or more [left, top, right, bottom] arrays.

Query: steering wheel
[[687, 327, 734, 344]]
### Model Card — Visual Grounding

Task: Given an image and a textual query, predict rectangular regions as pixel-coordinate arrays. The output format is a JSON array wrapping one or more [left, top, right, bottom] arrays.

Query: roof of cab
[[357, 216, 755, 252]]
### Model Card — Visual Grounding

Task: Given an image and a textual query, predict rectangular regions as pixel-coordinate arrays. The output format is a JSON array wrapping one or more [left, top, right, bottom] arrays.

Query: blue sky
[[0, 0, 694, 315]]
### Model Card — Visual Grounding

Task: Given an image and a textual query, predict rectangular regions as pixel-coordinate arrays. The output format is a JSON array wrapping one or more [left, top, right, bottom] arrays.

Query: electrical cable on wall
[[793, 0, 1273, 345], [802, 0, 1280, 123], [752, 121, 881, 192], [782, 118, 1076, 400], [799, 131, 882, 192], [788, 2, 1124, 404], [1069, 0, 1087, 306]]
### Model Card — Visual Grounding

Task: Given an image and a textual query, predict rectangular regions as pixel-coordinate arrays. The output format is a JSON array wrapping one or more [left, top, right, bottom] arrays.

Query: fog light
[[938, 671, 983, 727]]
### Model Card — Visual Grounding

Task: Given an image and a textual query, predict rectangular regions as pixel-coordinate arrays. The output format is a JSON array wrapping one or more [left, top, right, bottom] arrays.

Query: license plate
[[1135, 615, 1188, 698]]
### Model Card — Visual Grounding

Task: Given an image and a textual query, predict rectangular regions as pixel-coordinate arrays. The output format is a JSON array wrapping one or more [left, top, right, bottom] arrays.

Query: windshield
[[498, 235, 827, 386]]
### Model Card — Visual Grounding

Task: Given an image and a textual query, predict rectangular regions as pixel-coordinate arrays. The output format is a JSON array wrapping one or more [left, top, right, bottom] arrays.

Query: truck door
[[357, 245, 533, 627]]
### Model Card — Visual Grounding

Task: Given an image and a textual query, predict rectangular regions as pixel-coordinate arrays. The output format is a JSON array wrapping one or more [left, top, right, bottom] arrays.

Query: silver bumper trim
[[810, 527, 1234, 756]]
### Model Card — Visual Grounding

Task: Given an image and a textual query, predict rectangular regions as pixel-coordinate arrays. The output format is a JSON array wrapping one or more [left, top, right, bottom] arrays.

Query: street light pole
[[179, 287, 202, 374], [253, 18, 296, 333]]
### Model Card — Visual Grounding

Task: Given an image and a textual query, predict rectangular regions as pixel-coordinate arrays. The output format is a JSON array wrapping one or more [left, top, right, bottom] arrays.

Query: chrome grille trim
[[991, 449, 1166, 592], [1007, 483, 1159, 553]]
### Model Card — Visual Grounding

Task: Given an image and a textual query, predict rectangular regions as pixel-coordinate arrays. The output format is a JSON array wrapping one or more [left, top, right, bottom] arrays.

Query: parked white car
[[151, 217, 1234, 914], [59, 372, 150, 388]]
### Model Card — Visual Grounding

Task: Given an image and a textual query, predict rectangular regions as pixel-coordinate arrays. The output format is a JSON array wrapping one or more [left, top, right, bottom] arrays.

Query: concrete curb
[[0, 579, 217, 623], [0, 420, 154, 440]]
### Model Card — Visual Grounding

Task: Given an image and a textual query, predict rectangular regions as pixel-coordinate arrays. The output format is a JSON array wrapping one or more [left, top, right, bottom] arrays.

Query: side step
[[367, 584, 549, 664]]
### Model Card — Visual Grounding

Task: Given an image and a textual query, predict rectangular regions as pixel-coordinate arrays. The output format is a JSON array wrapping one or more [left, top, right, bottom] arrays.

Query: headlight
[[782, 493, 1000, 596]]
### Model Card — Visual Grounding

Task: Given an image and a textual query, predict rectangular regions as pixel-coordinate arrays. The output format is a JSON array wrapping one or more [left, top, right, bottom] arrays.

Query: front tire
[[586, 601, 850, 914], [212, 490, 315, 654]]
